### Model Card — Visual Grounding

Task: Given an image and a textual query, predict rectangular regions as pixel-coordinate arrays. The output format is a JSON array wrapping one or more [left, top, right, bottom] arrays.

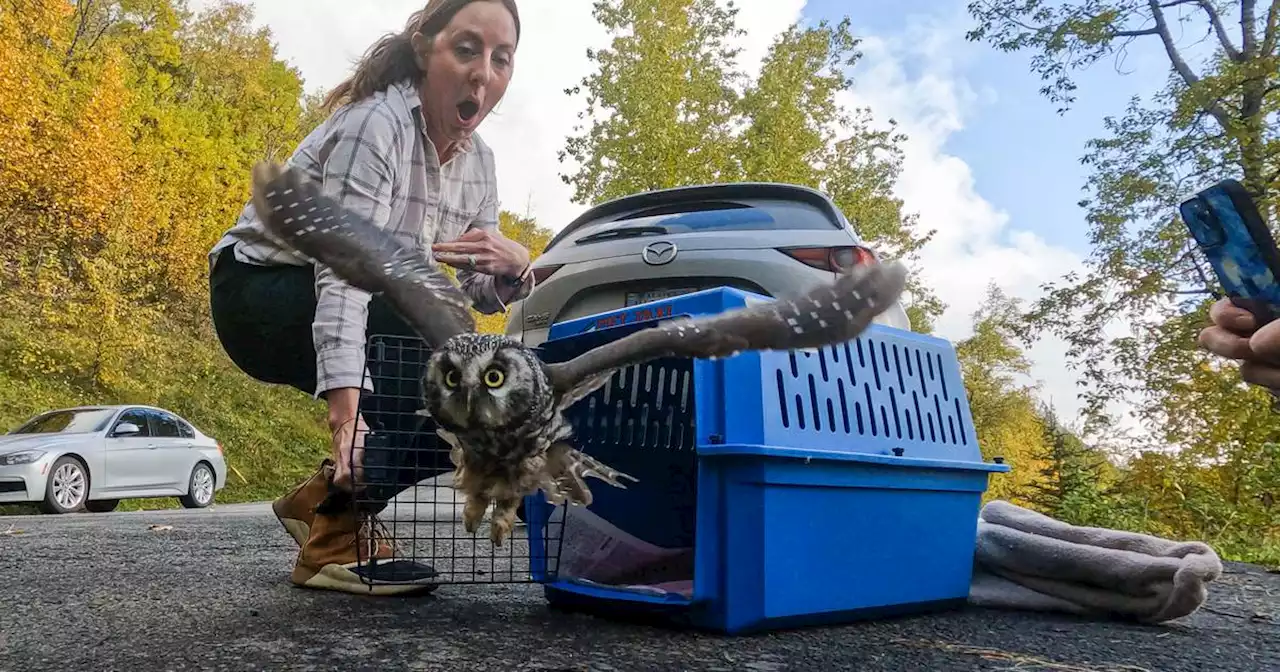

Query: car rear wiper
[[575, 225, 669, 244]]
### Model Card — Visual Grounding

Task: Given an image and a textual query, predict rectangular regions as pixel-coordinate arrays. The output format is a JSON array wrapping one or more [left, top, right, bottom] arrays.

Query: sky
[[201, 0, 1198, 434]]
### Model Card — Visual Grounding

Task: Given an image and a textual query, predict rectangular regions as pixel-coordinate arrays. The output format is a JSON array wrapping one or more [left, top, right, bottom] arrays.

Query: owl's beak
[[466, 389, 494, 427]]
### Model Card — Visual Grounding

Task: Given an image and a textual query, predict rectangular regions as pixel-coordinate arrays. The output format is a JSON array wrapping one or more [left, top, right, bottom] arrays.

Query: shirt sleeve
[[308, 105, 403, 398], [456, 181, 534, 315]]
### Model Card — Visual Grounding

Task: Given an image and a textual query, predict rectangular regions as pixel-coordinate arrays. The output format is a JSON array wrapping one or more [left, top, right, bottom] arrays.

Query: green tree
[[734, 20, 855, 188], [559, 0, 744, 204], [561, 0, 942, 331], [1116, 305, 1280, 551], [965, 0, 1280, 434], [158, 0, 313, 316], [1025, 402, 1113, 526], [734, 18, 942, 331], [954, 284, 1052, 505]]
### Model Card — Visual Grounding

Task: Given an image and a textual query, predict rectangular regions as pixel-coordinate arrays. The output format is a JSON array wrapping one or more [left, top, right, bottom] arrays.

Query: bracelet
[[502, 262, 532, 288]]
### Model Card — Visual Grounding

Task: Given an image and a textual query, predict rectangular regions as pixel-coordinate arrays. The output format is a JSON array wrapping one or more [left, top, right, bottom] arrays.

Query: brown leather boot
[[290, 507, 440, 595], [272, 459, 333, 546]]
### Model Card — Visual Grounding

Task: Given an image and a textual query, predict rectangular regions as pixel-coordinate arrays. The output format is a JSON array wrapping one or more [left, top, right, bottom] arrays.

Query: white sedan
[[0, 405, 227, 513]]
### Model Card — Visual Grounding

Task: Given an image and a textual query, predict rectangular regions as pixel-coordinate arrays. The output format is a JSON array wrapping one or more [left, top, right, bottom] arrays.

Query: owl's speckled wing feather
[[247, 161, 475, 348], [544, 261, 908, 398]]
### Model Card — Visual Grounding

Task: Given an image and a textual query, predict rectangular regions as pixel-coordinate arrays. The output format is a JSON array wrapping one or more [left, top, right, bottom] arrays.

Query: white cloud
[[730, 0, 808, 77], [831, 11, 1124, 432], [206, 0, 1131, 434]]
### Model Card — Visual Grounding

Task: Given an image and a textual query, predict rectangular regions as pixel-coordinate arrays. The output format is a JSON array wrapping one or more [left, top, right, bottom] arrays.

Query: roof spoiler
[[547, 182, 848, 251]]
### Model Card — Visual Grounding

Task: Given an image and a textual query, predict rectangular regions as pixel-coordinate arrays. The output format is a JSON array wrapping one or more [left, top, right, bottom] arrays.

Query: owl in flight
[[247, 162, 908, 547]]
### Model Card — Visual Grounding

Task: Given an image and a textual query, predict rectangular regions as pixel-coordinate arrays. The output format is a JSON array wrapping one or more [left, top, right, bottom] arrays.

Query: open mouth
[[457, 100, 480, 122]]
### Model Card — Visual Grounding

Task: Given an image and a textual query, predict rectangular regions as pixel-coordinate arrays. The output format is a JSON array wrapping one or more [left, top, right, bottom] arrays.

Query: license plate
[[625, 288, 694, 306]]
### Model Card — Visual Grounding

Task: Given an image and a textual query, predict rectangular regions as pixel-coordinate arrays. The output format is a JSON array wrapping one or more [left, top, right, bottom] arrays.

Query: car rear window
[[570, 199, 839, 244]]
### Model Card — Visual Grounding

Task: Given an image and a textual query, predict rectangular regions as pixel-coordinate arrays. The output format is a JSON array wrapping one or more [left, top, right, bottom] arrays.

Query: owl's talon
[[487, 497, 521, 547], [490, 521, 510, 547], [590, 468, 638, 489], [461, 496, 488, 534], [540, 485, 566, 505]]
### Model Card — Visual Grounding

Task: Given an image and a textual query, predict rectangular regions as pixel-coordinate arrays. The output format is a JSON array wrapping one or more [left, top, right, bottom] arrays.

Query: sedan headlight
[[0, 450, 46, 466]]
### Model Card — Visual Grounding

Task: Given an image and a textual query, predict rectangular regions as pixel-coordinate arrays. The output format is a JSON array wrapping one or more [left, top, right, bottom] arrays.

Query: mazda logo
[[641, 241, 678, 266]]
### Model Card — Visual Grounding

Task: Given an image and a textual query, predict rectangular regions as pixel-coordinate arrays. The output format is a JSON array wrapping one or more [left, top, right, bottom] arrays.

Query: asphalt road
[[1, 502, 1277, 672]]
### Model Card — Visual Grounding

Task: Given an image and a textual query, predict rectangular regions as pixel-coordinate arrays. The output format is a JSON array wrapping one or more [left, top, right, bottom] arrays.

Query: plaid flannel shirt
[[209, 79, 531, 398]]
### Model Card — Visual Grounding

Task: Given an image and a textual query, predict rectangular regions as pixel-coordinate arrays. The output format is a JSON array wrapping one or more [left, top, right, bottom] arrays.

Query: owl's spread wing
[[543, 260, 908, 399], [247, 161, 475, 348]]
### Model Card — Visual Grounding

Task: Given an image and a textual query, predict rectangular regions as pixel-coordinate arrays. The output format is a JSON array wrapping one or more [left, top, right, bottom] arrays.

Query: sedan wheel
[[179, 463, 215, 509], [40, 457, 88, 514]]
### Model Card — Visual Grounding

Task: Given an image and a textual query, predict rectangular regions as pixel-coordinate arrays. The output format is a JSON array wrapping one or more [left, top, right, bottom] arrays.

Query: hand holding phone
[[1184, 179, 1280, 402]]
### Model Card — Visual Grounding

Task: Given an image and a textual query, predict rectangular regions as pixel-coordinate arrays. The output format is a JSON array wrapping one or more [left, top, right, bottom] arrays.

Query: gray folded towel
[[968, 500, 1224, 623]]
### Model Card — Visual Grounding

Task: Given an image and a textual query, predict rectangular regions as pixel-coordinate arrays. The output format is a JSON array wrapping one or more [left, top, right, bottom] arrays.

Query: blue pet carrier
[[522, 286, 1009, 635]]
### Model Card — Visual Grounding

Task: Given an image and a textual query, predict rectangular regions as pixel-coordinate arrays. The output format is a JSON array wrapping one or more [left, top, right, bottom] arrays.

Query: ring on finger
[[467, 254, 477, 269]]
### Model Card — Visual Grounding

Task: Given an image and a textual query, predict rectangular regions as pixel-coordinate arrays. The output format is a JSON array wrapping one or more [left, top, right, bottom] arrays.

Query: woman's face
[[419, 1, 517, 148]]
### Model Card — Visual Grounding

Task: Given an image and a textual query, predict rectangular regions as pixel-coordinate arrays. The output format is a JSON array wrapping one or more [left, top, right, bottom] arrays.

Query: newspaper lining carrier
[[547, 505, 695, 598]]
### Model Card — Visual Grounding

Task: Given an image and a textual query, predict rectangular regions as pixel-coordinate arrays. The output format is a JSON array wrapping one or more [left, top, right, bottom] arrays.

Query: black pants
[[209, 247, 450, 512]]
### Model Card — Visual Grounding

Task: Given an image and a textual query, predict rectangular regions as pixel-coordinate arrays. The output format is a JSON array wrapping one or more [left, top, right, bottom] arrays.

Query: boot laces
[[357, 513, 401, 558]]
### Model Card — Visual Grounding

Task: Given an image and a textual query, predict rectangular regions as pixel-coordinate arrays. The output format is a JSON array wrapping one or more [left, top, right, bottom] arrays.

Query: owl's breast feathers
[[456, 400, 572, 458]]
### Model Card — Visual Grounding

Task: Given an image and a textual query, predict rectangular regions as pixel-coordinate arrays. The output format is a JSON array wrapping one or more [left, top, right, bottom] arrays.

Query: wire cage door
[[344, 334, 565, 587]]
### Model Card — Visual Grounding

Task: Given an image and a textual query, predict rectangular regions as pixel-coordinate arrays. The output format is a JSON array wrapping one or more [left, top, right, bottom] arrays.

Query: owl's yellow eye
[[483, 367, 505, 388], [444, 370, 460, 388]]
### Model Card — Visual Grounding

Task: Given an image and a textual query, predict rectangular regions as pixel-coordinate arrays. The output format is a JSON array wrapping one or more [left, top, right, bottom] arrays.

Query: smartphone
[[1180, 178, 1280, 326]]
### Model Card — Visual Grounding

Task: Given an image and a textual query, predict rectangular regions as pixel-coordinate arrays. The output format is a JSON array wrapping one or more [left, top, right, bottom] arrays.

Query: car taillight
[[779, 246, 876, 273], [530, 264, 562, 285], [216, 442, 224, 455]]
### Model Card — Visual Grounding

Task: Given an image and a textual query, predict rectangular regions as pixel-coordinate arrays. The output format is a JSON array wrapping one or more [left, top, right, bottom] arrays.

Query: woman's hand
[[1198, 298, 1280, 390], [324, 387, 366, 490], [432, 227, 531, 279]]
